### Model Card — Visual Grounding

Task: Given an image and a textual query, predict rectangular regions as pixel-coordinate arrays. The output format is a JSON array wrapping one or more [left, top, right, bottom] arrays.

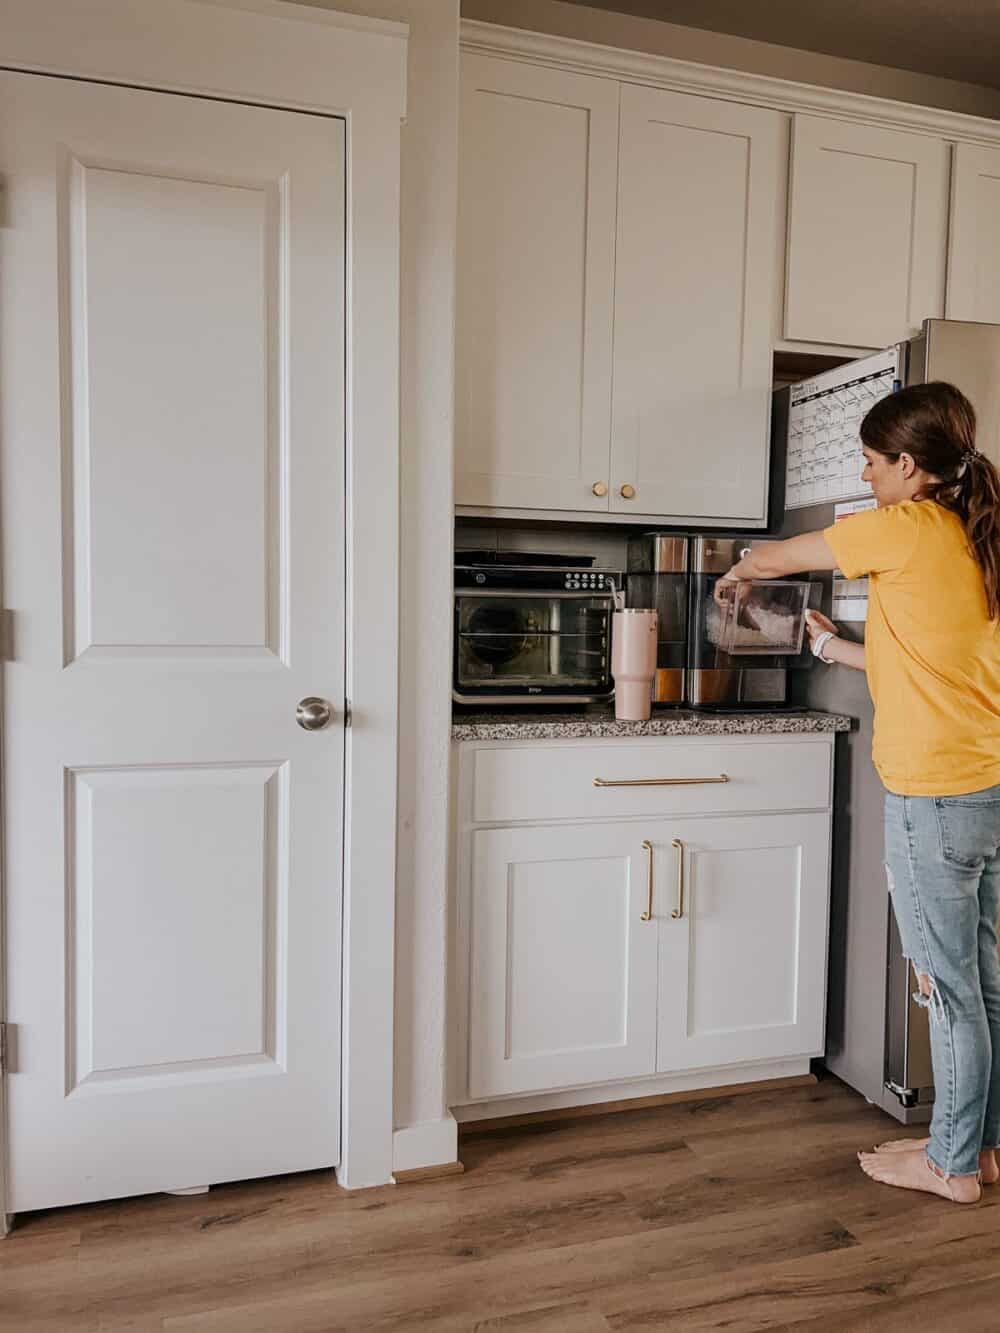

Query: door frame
[[0, 0, 407, 1217]]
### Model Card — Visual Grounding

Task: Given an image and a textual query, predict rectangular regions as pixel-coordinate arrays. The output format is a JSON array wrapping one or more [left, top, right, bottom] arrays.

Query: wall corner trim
[[392, 1115, 460, 1174]]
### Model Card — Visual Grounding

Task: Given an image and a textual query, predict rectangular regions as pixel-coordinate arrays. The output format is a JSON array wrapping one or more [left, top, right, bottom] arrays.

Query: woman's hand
[[804, 609, 838, 647], [713, 558, 752, 607], [713, 571, 739, 608], [804, 609, 866, 670]]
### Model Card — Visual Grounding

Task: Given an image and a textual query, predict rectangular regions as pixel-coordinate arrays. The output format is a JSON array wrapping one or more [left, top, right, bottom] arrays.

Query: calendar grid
[[784, 346, 900, 509]]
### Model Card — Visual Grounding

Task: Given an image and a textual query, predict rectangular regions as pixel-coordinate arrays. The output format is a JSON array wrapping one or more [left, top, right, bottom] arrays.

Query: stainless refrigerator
[[774, 318, 1000, 1123]]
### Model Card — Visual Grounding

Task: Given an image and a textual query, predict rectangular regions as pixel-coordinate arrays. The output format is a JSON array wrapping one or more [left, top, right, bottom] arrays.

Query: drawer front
[[469, 739, 832, 824]]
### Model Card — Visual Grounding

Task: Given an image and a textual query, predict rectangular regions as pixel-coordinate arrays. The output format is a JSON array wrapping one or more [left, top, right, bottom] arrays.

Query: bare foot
[[873, 1136, 999, 1185], [858, 1146, 981, 1203]]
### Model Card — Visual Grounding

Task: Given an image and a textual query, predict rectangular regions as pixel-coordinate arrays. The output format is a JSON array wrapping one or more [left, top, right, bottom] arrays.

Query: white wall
[[292, 0, 460, 1169]]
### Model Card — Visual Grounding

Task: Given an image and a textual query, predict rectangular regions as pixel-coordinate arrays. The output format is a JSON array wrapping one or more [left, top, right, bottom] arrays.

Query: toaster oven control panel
[[454, 566, 621, 592], [564, 572, 613, 590]]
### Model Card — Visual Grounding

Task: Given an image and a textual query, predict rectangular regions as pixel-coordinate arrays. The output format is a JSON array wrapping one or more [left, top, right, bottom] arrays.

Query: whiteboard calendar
[[784, 346, 901, 509]]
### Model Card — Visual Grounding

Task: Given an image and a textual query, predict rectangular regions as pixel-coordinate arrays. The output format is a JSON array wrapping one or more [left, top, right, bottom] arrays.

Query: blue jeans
[[885, 784, 1000, 1177]]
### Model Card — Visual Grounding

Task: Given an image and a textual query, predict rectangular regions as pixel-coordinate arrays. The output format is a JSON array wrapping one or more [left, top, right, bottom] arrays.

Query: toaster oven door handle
[[592, 774, 730, 788]]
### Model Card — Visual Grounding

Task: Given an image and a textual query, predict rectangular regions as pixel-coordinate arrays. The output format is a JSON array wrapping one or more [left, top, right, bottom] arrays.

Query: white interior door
[[0, 71, 346, 1213]]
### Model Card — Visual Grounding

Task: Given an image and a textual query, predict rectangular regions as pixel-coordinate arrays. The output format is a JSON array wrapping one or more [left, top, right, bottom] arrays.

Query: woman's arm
[[724, 530, 838, 581], [823, 636, 866, 671], [722, 532, 868, 672]]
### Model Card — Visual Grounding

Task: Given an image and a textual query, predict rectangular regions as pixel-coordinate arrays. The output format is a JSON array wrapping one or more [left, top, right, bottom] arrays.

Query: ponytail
[[860, 382, 1000, 619], [952, 452, 1000, 621]]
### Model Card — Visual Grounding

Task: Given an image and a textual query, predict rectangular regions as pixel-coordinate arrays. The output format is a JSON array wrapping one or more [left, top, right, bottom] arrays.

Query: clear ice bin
[[708, 579, 818, 659]]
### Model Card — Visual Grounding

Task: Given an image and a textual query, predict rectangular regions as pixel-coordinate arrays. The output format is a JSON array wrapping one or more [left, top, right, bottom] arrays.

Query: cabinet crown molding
[[461, 18, 1000, 149]]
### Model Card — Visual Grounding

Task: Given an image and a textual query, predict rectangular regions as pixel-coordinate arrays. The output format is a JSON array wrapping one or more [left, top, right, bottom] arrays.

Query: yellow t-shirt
[[824, 499, 1000, 797]]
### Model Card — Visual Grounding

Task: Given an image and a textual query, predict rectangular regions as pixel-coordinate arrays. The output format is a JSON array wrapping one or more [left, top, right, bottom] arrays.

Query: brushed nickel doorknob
[[592, 481, 608, 497], [620, 484, 636, 500], [296, 697, 334, 731]]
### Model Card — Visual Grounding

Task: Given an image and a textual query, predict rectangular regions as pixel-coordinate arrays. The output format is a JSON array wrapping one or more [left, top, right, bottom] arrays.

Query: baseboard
[[458, 1071, 817, 1135], [392, 1115, 459, 1174], [394, 1160, 466, 1184]]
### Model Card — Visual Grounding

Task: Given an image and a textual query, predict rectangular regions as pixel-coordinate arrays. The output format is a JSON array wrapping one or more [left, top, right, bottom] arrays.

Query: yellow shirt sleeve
[[823, 502, 921, 579]]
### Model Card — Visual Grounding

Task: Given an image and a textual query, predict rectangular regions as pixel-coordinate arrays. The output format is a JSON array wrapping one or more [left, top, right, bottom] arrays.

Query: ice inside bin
[[708, 579, 813, 656]]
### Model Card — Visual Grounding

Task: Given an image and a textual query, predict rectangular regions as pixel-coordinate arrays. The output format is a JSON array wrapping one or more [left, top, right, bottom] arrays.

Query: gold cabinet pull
[[620, 483, 636, 500], [640, 839, 654, 921], [591, 481, 608, 497], [671, 838, 685, 919], [593, 774, 729, 788]]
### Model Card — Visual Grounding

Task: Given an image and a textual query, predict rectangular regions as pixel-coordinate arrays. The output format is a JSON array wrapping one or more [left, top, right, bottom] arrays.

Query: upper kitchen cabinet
[[610, 86, 783, 522], [947, 143, 1000, 323], [784, 115, 949, 349], [455, 55, 619, 512]]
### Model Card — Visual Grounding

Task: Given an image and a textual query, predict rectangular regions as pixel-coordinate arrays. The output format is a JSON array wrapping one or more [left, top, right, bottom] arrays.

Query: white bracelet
[[811, 630, 837, 664]]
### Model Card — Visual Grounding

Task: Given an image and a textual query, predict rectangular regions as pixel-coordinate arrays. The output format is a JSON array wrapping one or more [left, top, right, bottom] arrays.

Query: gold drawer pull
[[593, 774, 730, 788], [671, 838, 685, 920], [640, 839, 654, 922]]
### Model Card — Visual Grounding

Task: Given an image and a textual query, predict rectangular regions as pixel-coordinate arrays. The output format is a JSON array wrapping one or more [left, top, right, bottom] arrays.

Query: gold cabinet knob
[[591, 481, 608, 497], [620, 484, 636, 500]]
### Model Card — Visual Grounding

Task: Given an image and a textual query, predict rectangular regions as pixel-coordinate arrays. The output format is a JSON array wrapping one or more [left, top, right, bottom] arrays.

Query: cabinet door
[[947, 143, 1000, 323], [656, 813, 830, 1074], [610, 86, 782, 522], [455, 55, 619, 512], [785, 114, 948, 348], [468, 822, 658, 1098]]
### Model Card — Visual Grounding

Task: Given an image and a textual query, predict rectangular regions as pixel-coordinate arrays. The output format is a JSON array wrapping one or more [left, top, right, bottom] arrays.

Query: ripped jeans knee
[[912, 967, 946, 1023], [885, 861, 942, 1018]]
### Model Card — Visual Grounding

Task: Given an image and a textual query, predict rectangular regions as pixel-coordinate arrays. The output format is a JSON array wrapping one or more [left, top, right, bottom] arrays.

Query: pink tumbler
[[611, 609, 658, 721]]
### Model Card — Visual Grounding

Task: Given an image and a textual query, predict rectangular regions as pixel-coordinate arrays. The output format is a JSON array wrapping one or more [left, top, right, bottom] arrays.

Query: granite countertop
[[451, 706, 854, 742]]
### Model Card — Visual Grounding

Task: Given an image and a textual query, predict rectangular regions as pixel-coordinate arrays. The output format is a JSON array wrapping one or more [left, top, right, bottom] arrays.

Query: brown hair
[[860, 381, 1000, 619]]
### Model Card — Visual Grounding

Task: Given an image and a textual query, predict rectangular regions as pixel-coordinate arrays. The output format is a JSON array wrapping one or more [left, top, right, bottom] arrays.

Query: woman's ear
[[898, 451, 917, 479]]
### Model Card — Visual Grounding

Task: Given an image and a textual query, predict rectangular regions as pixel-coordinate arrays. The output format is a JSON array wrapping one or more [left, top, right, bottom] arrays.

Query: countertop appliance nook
[[453, 554, 622, 705], [625, 534, 688, 704], [776, 317, 1000, 1125], [626, 533, 818, 710], [687, 536, 817, 709]]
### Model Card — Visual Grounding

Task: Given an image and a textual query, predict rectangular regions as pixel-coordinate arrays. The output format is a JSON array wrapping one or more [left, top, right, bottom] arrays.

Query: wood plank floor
[[3, 1075, 998, 1332]]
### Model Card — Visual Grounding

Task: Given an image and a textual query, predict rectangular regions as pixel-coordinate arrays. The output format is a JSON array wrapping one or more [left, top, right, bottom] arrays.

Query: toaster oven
[[453, 560, 622, 704]]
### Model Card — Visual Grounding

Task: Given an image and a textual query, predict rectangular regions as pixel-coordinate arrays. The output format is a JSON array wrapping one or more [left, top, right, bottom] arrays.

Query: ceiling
[[558, 0, 1000, 90]]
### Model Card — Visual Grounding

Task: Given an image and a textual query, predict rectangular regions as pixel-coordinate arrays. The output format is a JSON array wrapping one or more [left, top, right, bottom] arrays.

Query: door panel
[[70, 163, 279, 657], [68, 764, 282, 1085], [456, 55, 618, 512], [1, 71, 345, 1212], [656, 814, 831, 1073], [610, 85, 782, 522], [785, 114, 948, 347], [468, 823, 658, 1097]]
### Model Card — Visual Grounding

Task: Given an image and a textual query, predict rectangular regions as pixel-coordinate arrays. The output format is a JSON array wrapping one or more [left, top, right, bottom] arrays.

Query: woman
[[720, 381, 1000, 1204]]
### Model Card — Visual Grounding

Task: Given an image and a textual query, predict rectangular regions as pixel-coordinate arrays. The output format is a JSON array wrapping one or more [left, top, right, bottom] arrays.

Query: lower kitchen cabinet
[[468, 822, 658, 1099], [654, 813, 830, 1074], [455, 735, 836, 1105]]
